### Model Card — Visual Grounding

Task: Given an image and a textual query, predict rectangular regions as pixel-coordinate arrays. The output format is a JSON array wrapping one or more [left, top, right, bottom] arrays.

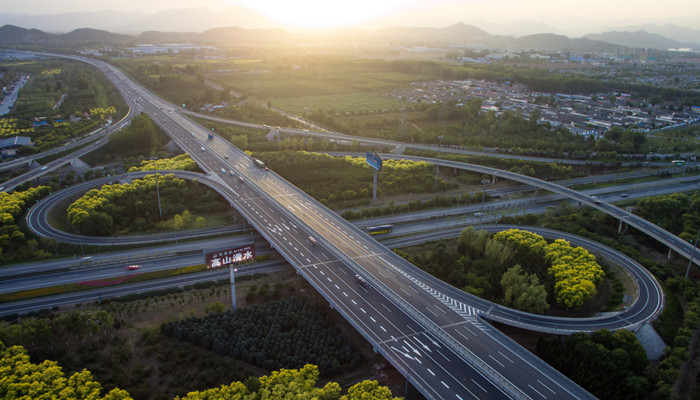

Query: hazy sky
[[3, 0, 699, 31]]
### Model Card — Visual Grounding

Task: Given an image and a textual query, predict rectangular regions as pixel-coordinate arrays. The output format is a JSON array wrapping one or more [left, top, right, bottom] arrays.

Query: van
[[201, 147, 206, 151]]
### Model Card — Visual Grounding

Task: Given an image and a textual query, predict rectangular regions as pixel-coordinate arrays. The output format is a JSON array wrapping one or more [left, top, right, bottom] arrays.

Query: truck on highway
[[253, 158, 266, 168]]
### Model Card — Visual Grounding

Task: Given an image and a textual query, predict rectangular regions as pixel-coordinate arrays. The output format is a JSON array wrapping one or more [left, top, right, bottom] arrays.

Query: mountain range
[[0, 21, 697, 52]]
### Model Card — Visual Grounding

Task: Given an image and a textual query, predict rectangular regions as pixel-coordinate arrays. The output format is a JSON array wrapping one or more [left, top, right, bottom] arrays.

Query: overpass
[[21, 51, 684, 399], [58, 53, 603, 400]]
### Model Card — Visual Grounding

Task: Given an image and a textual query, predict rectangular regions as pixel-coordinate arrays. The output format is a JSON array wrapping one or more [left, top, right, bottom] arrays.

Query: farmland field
[[273, 92, 404, 114]]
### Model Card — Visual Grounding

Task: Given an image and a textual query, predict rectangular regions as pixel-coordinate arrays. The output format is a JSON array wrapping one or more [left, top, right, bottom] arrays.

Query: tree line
[[0, 186, 51, 262], [161, 297, 363, 377], [1, 342, 398, 400], [255, 151, 454, 207], [537, 329, 649, 400]]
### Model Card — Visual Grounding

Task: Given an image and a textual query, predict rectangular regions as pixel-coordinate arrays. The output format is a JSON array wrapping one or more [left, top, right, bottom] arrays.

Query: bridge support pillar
[[534, 187, 539, 195], [618, 220, 627, 233], [491, 175, 497, 184], [578, 201, 581, 211], [668, 248, 674, 260]]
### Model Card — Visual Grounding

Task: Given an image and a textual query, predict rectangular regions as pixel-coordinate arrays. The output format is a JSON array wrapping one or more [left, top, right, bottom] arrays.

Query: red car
[[126, 264, 140, 270], [308, 236, 317, 245]]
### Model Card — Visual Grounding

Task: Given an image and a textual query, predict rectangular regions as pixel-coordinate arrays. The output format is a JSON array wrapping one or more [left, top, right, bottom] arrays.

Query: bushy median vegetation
[[395, 227, 604, 313], [67, 174, 228, 235], [255, 151, 455, 207]]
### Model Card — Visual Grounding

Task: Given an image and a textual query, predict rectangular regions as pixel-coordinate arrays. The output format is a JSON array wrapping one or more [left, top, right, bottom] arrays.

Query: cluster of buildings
[[394, 78, 700, 137]]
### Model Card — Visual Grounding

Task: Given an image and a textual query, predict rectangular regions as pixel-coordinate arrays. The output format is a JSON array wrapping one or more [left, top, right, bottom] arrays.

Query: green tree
[[500, 265, 549, 314]]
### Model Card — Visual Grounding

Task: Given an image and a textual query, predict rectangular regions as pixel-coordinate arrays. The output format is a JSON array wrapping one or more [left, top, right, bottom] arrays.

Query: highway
[[0, 62, 140, 191], [4, 51, 676, 399], [44, 54, 599, 400]]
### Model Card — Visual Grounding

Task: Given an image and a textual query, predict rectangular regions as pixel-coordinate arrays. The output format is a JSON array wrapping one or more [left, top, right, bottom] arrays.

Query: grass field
[[273, 92, 404, 114]]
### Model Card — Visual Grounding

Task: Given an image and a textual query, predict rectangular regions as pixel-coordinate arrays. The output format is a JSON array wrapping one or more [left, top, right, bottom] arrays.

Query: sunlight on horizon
[[234, 0, 414, 28]]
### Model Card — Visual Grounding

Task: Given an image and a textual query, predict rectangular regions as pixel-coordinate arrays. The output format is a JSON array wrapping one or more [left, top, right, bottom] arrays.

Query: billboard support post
[[373, 169, 377, 202], [230, 266, 237, 310], [366, 152, 382, 203]]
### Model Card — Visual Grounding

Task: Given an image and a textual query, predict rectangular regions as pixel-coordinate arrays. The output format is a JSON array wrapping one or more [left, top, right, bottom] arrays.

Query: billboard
[[205, 243, 255, 269], [366, 152, 382, 171]]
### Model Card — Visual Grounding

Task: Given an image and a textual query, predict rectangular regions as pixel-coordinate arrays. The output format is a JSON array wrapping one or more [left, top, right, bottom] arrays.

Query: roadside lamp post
[[150, 157, 162, 220], [434, 135, 444, 188], [481, 179, 490, 211]]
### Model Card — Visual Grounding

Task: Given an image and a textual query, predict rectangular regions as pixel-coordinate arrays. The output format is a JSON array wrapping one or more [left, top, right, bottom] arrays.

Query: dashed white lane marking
[[498, 351, 514, 363], [537, 380, 556, 394], [489, 354, 505, 368], [454, 329, 470, 341], [427, 368, 435, 376], [380, 326, 386, 332], [351, 300, 357, 305], [441, 381, 449, 389], [528, 384, 547, 399], [471, 379, 487, 393], [343, 292, 348, 297], [370, 316, 376, 322], [334, 284, 340, 289], [360, 308, 366, 313]]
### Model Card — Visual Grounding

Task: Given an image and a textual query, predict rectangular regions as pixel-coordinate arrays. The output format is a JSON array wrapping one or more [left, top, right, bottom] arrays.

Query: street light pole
[[434, 135, 443, 188], [150, 157, 162, 220], [481, 178, 490, 211]]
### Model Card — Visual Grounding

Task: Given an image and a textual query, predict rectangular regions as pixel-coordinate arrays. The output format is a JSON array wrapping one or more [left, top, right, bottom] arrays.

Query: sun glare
[[235, 0, 408, 28]]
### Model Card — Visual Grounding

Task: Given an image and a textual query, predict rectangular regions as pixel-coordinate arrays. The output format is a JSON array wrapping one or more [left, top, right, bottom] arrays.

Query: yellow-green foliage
[[67, 174, 185, 233], [0, 118, 34, 138], [0, 186, 50, 224], [127, 154, 197, 172], [495, 229, 604, 309], [493, 229, 548, 256], [89, 106, 116, 120], [41, 68, 61, 75], [546, 239, 605, 309], [175, 364, 399, 400], [1, 344, 397, 400], [0, 341, 132, 400]]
